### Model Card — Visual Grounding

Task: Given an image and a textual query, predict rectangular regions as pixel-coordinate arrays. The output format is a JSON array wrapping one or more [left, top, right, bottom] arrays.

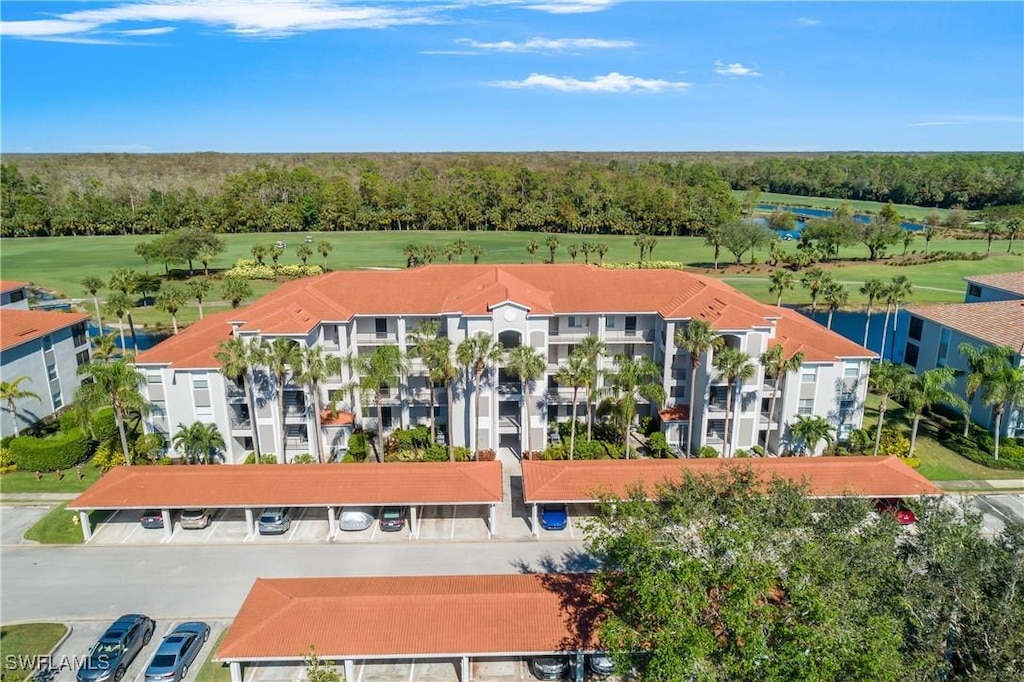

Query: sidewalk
[[937, 479, 1024, 493]]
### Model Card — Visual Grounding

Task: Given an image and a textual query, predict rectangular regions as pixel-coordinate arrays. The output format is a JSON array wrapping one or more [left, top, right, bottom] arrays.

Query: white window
[[801, 367, 818, 384], [843, 363, 859, 379], [605, 317, 615, 329], [798, 398, 814, 416], [146, 370, 162, 385], [195, 405, 214, 423], [568, 316, 584, 329], [193, 377, 209, 390]]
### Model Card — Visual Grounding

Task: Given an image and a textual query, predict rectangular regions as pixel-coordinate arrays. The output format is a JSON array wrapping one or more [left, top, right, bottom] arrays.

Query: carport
[[521, 455, 943, 536], [67, 462, 503, 543], [215, 574, 603, 682]]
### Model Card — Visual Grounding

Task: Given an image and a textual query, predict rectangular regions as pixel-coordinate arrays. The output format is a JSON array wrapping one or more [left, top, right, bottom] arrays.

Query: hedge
[[8, 427, 93, 472]]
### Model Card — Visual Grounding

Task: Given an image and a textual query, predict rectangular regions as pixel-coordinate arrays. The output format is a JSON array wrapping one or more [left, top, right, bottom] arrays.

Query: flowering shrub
[[223, 259, 323, 280], [475, 449, 496, 462], [600, 260, 687, 271]]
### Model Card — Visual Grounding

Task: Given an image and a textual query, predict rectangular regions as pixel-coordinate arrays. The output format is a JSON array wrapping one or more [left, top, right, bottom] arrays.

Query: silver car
[[338, 506, 376, 531], [257, 508, 291, 535], [179, 509, 211, 530], [144, 622, 210, 682]]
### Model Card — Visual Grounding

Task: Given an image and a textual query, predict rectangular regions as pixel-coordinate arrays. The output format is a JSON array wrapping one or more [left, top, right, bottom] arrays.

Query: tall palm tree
[[800, 267, 831, 315], [577, 334, 607, 442], [712, 347, 755, 458], [675, 320, 723, 456], [859, 278, 887, 349], [504, 345, 547, 457], [958, 343, 1014, 436], [526, 239, 540, 263], [603, 354, 665, 459], [455, 333, 504, 454], [214, 337, 262, 461], [555, 352, 589, 459], [768, 269, 794, 307], [81, 276, 104, 328], [76, 359, 148, 465], [296, 244, 313, 266], [821, 280, 848, 330], [407, 320, 444, 443], [868, 361, 913, 456], [221, 277, 252, 309], [351, 344, 408, 462], [981, 365, 1024, 460], [899, 367, 966, 458], [104, 291, 133, 352], [428, 337, 459, 460], [257, 338, 303, 463], [156, 285, 187, 334], [318, 241, 333, 270], [172, 422, 226, 464], [546, 235, 559, 263], [758, 343, 804, 453], [251, 244, 268, 265], [789, 415, 834, 456], [1, 376, 40, 435], [883, 276, 913, 362], [186, 279, 212, 320], [298, 345, 342, 463], [90, 333, 119, 363]]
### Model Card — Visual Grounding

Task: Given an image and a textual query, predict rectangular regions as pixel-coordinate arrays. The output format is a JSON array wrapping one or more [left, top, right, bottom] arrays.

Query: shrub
[[697, 445, 719, 459], [847, 428, 873, 454], [734, 449, 750, 458], [422, 444, 448, 462], [750, 445, 767, 457], [639, 416, 658, 437], [348, 432, 368, 459], [601, 260, 687, 271], [89, 408, 119, 442], [645, 432, 670, 458], [291, 453, 316, 464], [134, 433, 166, 462], [542, 444, 568, 460], [453, 446, 472, 462], [0, 446, 17, 474], [243, 452, 279, 464], [475, 449, 496, 462], [876, 427, 910, 458], [8, 428, 93, 472], [223, 259, 323, 281], [385, 426, 431, 454], [58, 410, 79, 433]]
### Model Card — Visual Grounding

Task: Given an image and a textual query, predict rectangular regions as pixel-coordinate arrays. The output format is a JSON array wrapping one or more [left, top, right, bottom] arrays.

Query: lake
[[756, 203, 922, 240]]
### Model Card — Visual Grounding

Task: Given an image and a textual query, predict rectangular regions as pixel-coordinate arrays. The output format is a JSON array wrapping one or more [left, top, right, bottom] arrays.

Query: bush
[[876, 427, 910, 458], [0, 446, 17, 474], [58, 410, 79, 433], [697, 445, 719, 459], [385, 426, 431, 454], [243, 452, 279, 464], [8, 428, 93, 472], [453, 446, 472, 462], [847, 428, 873, 454], [222, 259, 323, 280], [601, 260, 687, 271], [421, 444, 448, 462], [750, 445, 766, 457], [943, 433, 1024, 471], [542, 444, 568, 460], [291, 453, 316, 464], [645, 432, 670, 458], [476, 449, 496, 462], [638, 416, 658, 437], [348, 432, 368, 459], [734, 449, 750, 458], [89, 408, 118, 442]]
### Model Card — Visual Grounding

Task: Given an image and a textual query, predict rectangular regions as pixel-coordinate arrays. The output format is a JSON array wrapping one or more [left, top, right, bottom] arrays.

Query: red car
[[874, 498, 917, 525]]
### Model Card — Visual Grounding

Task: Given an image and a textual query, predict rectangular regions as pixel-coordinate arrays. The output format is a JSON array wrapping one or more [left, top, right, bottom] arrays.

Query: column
[[229, 662, 242, 682], [343, 661, 355, 681], [488, 504, 496, 537], [409, 506, 418, 540], [327, 506, 337, 539], [161, 509, 173, 539], [78, 510, 92, 542], [460, 656, 470, 682], [244, 508, 255, 537], [531, 503, 539, 538]]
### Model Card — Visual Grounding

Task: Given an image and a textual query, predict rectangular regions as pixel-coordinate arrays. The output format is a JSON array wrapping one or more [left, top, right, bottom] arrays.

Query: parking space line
[[201, 509, 223, 543], [121, 517, 143, 544], [568, 514, 576, 539], [408, 660, 415, 682], [286, 508, 307, 542], [370, 522, 379, 542]]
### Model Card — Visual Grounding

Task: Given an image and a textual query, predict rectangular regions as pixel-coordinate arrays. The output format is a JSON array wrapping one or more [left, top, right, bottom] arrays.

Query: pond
[[756, 203, 922, 240], [88, 323, 171, 352]]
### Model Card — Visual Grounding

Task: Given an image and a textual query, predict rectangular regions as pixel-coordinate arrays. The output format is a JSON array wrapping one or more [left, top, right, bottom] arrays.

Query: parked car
[[144, 622, 210, 682], [530, 656, 570, 680], [338, 506, 376, 531], [379, 506, 407, 532], [139, 510, 164, 529], [77, 614, 155, 682], [540, 504, 568, 531], [257, 508, 292, 535], [874, 498, 917, 525], [179, 509, 211, 530], [588, 653, 615, 677]]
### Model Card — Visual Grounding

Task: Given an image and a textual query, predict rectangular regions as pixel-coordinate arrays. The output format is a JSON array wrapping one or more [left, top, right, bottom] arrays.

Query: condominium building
[[134, 265, 874, 462]]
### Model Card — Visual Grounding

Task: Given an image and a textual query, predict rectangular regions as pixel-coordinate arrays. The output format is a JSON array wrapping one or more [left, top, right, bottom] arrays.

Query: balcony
[[284, 437, 309, 449], [498, 416, 520, 430], [548, 330, 589, 342], [604, 329, 654, 342], [759, 411, 779, 429], [407, 387, 437, 402], [707, 401, 727, 414], [497, 382, 521, 395], [355, 332, 398, 345], [226, 387, 247, 404]]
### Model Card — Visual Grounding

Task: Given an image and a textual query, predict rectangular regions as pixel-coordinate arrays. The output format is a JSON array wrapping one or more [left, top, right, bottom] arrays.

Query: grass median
[[0, 623, 69, 682], [0, 467, 100, 495], [23, 503, 110, 544], [195, 630, 230, 682]]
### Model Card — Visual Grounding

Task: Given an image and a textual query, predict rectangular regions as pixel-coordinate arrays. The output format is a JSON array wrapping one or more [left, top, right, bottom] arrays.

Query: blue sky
[[1, 1, 1021, 152]]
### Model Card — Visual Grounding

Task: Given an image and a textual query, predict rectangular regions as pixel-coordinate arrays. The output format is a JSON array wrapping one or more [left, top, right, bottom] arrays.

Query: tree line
[[2, 152, 1020, 238]]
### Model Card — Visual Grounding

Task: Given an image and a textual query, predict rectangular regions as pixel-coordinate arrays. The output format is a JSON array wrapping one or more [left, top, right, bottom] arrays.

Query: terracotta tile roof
[[0, 308, 90, 352], [68, 461, 503, 510], [0, 280, 28, 294], [216, 574, 601, 661], [771, 306, 877, 361], [907, 300, 1024, 353], [320, 410, 356, 426], [133, 311, 235, 368], [658, 405, 690, 422], [964, 272, 1024, 297], [522, 457, 941, 503]]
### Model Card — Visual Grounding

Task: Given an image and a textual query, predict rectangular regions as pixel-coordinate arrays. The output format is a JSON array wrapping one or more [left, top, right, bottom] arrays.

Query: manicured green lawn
[[0, 465, 101, 494], [0, 622, 68, 682], [23, 503, 110, 544], [195, 631, 230, 682], [739, 190, 956, 221], [861, 393, 1021, 481]]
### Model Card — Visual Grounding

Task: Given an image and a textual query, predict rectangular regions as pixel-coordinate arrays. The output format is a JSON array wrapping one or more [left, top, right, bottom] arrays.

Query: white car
[[338, 506, 376, 531]]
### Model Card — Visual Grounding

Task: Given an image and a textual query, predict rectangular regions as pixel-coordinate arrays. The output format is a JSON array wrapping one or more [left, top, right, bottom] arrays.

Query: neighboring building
[[134, 265, 874, 463], [0, 308, 91, 437], [0, 280, 30, 310], [905, 271, 1024, 439]]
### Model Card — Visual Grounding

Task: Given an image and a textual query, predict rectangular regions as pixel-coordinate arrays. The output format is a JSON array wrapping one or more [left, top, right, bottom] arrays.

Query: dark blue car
[[77, 614, 155, 682], [539, 504, 568, 531], [144, 622, 210, 682]]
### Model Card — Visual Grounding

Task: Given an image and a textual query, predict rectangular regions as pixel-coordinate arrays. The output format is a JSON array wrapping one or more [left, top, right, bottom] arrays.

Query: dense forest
[[1, 153, 1021, 238]]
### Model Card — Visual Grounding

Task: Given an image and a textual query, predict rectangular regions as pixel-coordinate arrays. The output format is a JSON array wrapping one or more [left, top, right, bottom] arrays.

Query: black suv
[[77, 614, 156, 682]]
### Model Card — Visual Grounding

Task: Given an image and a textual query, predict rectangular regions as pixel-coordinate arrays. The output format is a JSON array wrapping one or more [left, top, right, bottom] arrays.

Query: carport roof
[[215, 574, 601, 661], [522, 456, 941, 503], [68, 462, 503, 510]]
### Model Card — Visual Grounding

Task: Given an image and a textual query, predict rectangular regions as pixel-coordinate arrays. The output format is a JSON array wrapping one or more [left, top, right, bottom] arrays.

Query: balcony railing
[[497, 383, 521, 395], [355, 332, 398, 344], [229, 417, 251, 430], [707, 401, 727, 413], [605, 329, 654, 342], [226, 387, 247, 404], [498, 416, 520, 429]]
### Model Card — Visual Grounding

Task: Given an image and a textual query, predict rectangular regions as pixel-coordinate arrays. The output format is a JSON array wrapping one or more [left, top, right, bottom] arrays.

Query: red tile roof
[[0, 308, 90, 352], [771, 305, 877, 361], [522, 457, 941, 503], [216, 574, 601, 661], [134, 311, 235, 368], [907, 300, 1024, 352], [320, 410, 356, 426], [658, 405, 690, 422], [68, 461, 503, 510], [136, 266, 871, 367], [0, 280, 28, 294], [964, 272, 1024, 297]]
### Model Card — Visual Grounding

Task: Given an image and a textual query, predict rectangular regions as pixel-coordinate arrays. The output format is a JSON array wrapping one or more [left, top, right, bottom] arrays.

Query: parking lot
[[45, 619, 230, 682]]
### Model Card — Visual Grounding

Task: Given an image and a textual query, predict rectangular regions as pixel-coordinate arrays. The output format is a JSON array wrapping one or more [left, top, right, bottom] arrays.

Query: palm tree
[[75, 359, 148, 465], [800, 267, 830, 315], [90, 333, 119, 363], [455, 333, 504, 454], [442, 242, 457, 264], [221, 277, 252, 309], [567, 242, 579, 263], [546, 235, 559, 263], [298, 345, 342, 463], [505, 345, 549, 457], [758, 343, 804, 453], [981, 365, 1024, 460], [270, 244, 284, 268], [422, 244, 438, 264], [296, 244, 313, 266], [596, 243, 608, 263], [186, 279, 212, 320], [789, 415, 834, 456], [453, 238, 468, 263], [577, 334, 607, 442], [603, 354, 665, 459], [197, 245, 218, 277], [257, 338, 303, 463], [403, 244, 420, 268], [104, 291, 133, 352], [555, 352, 589, 459], [469, 245, 484, 264], [922, 213, 941, 254], [868, 361, 913, 456], [675, 320, 723, 456], [81, 276, 104, 328], [958, 343, 1014, 436], [429, 337, 459, 460], [712, 347, 755, 458], [768, 269, 794, 307], [215, 337, 262, 461], [900, 367, 966, 458], [526, 239, 540, 263], [859, 278, 887, 349], [156, 285, 187, 334], [407, 320, 444, 444], [351, 344, 408, 461], [318, 241, 333, 270], [172, 422, 225, 464], [883, 276, 913, 362], [821, 280, 848, 330], [1, 376, 40, 435], [251, 244, 268, 265]]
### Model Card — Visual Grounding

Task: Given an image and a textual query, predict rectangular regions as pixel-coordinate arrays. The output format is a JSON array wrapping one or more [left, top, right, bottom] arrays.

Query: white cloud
[[796, 17, 820, 27], [490, 71, 690, 93], [521, 0, 616, 13], [714, 60, 760, 77], [114, 26, 177, 36], [454, 36, 633, 53], [909, 114, 1024, 127], [0, 19, 102, 37]]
